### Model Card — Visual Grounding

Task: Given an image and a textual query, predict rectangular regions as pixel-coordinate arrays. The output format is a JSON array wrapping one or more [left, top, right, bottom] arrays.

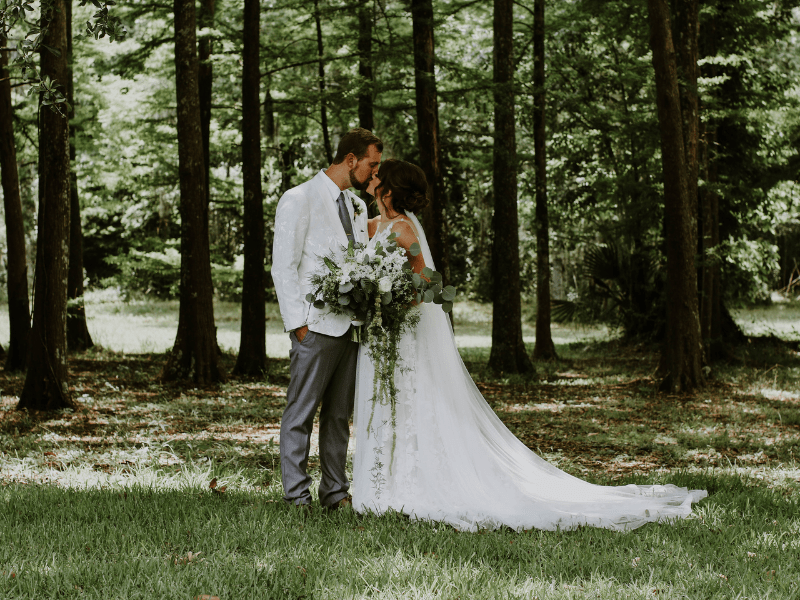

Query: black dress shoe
[[326, 495, 352, 510]]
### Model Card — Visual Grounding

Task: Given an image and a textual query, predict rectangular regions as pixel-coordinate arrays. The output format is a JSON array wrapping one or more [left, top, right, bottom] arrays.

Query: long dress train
[[352, 214, 706, 532]]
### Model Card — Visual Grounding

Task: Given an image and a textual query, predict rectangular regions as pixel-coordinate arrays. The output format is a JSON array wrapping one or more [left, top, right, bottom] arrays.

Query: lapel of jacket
[[312, 171, 349, 247]]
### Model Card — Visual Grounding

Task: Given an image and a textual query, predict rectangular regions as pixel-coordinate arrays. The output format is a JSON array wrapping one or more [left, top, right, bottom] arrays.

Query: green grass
[[731, 299, 800, 341], [0, 294, 611, 358], [1, 469, 798, 599], [1, 297, 800, 598]]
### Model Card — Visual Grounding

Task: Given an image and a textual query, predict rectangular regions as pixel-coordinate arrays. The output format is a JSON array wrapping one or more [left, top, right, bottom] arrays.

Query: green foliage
[[0, 0, 126, 113], [104, 249, 270, 302], [2, 0, 798, 314]]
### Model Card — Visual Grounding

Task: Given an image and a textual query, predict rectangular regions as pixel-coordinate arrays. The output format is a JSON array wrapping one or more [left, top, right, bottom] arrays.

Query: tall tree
[[699, 12, 722, 351], [357, 0, 374, 132], [198, 0, 214, 208], [65, 0, 94, 351], [647, 0, 703, 392], [161, 0, 225, 384], [410, 0, 450, 285], [487, 0, 532, 375], [232, 0, 267, 376], [313, 0, 333, 164], [530, 0, 556, 361], [18, 0, 77, 410], [0, 35, 31, 371]]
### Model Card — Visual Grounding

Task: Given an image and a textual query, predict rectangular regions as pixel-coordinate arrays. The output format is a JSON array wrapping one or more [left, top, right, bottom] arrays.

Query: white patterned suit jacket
[[272, 170, 369, 336]]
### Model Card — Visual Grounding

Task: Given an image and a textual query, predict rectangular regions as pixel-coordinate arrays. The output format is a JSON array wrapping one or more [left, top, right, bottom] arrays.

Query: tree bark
[[18, 0, 77, 410], [65, 0, 94, 352], [313, 0, 332, 164], [487, 0, 532, 375], [673, 0, 699, 223], [0, 35, 31, 372], [647, 0, 703, 392], [697, 8, 727, 357], [411, 0, 450, 285], [264, 78, 275, 143], [198, 0, 214, 208], [358, 0, 374, 132], [233, 0, 267, 376], [530, 0, 556, 361], [161, 0, 225, 384]]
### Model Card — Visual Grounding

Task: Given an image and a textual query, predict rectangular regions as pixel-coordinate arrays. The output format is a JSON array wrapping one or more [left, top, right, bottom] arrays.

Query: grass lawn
[[1, 296, 799, 598]]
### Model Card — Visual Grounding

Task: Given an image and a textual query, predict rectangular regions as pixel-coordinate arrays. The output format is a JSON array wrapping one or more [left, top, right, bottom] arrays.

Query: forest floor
[[0, 298, 799, 599]]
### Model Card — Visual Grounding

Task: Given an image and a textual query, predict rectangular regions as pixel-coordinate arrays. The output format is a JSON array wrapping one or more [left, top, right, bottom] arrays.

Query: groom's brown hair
[[332, 128, 383, 164]]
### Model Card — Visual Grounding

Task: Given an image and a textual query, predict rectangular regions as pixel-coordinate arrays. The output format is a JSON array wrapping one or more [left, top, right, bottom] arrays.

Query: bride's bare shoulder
[[390, 218, 420, 248]]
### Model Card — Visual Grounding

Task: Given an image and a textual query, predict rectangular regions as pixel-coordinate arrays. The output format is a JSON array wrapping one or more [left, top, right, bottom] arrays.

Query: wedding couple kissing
[[271, 128, 707, 532]]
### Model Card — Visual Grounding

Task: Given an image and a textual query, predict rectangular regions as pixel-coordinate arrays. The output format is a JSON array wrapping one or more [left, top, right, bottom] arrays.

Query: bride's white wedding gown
[[352, 214, 706, 532]]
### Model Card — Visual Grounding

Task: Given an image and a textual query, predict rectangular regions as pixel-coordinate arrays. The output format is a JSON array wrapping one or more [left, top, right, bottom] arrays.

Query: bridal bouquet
[[306, 235, 455, 468]]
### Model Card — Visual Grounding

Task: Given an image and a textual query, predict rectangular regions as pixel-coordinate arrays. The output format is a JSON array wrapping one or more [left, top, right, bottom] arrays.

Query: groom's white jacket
[[272, 170, 369, 336]]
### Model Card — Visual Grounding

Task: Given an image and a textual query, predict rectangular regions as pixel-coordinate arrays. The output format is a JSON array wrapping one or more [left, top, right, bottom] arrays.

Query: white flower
[[378, 276, 393, 293]]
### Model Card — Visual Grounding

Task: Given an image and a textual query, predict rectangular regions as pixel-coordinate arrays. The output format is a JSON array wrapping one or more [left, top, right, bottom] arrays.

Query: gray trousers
[[280, 329, 357, 507]]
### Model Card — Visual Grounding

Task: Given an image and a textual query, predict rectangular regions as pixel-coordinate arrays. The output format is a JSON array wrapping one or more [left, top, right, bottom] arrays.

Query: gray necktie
[[336, 192, 355, 244]]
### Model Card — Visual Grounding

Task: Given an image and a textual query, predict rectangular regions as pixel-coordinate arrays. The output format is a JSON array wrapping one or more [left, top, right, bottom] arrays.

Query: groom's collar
[[320, 169, 344, 203]]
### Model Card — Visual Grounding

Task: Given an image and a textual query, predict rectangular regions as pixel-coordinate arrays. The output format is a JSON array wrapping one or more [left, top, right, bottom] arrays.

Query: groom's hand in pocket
[[295, 325, 309, 343]]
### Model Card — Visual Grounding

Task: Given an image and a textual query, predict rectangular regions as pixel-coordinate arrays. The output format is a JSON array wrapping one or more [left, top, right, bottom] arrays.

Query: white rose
[[378, 276, 393, 293]]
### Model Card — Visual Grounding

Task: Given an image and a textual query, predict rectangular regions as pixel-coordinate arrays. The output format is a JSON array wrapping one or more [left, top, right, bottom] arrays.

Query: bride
[[351, 159, 706, 532]]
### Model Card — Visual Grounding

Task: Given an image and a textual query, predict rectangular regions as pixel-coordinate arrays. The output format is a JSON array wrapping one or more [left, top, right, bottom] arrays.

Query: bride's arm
[[392, 220, 426, 274]]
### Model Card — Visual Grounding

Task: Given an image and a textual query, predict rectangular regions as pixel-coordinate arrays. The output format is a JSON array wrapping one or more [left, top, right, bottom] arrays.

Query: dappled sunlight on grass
[[731, 299, 800, 341], [1, 299, 800, 597]]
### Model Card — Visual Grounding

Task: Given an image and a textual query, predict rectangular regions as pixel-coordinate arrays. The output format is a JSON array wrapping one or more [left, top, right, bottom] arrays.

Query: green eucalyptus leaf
[[421, 267, 433, 279], [313, 300, 326, 309], [412, 273, 422, 288], [423, 289, 434, 303], [339, 281, 354, 293], [338, 295, 350, 305], [442, 286, 456, 302], [442, 301, 453, 313], [381, 291, 393, 305], [305, 293, 315, 303], [430, 271, 443, 284], [409, 242, 421, 256]]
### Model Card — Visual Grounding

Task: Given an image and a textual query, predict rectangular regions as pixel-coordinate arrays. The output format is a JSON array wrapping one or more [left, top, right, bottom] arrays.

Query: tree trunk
[[0, 35, 31, 372], [673, 0, 699, 224], [264, 78, 275, 143], [313, 0, 332, 164], [18, 0, 76, 410], [530, 0, 556, 361], [198, 0, 214, 208], [161, 0, 225, 384], [487, 0, 532, 375], [233, 0, 267, 376], [411, 0, 450, 285], [65, 0, 94, 352], [647, 0, 703, 392], [358, 0, 374, 132]]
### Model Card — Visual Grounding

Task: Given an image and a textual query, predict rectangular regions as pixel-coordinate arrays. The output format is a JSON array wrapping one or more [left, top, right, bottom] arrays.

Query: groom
[[272, 128, 382, 509]]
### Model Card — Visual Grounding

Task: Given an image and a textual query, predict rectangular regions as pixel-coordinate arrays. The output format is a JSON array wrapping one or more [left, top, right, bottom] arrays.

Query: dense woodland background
[[1, 0, 799, 407]]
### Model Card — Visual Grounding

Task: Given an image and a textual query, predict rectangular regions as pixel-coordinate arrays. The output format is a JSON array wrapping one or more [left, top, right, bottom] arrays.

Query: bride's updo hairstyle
[[375, 159, 429, 215]]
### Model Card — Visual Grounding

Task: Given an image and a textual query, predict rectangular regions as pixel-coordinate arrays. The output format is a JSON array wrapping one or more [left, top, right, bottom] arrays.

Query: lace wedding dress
[[351, 214, 707, 532]]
